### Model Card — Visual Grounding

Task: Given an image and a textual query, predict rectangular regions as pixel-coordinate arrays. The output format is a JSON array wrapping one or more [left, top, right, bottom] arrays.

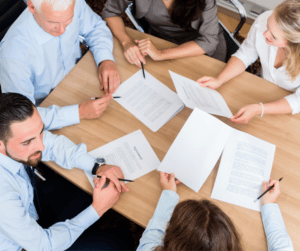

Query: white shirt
[[233, 11, 300, 114]]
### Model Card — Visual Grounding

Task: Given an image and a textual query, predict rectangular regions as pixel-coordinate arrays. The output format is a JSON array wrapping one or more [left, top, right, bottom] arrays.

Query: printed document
[[114, 70, 184, 132], [85, 130, 160, 188], [158, 108, 275, 212], [211, 130, 275, 211], [169, 71, 232, 118]]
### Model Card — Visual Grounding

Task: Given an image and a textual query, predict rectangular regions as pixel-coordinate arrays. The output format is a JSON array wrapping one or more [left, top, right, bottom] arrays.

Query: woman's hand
[[136, 38, 163, 61], [229, 104, 262, 124], [122, 40, 145, 68], [261, 179, 281, 206], [196, 76, 223, 90], [160, 172, 181, 192]]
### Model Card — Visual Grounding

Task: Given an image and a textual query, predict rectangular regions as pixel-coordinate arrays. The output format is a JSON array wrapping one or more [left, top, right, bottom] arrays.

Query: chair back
[[0, 0, 27, 41]]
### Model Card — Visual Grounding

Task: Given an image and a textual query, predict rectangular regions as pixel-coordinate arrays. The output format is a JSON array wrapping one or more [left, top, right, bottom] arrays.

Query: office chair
[[0, 0, 27, 41], [0, 0, 27, 94], [125, 0, 247, 63]]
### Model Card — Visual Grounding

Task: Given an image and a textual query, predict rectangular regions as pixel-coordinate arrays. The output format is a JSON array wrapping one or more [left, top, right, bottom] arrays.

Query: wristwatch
[[92, 157, 106, 175]]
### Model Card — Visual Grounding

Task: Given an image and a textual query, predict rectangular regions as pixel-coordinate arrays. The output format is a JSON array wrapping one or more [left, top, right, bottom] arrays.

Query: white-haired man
[[0, 0, 120, 129]]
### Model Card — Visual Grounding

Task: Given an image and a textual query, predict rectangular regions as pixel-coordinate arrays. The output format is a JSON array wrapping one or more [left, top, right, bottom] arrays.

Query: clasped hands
[[91, 164, 129, 217], [123, 38, 163, 68]]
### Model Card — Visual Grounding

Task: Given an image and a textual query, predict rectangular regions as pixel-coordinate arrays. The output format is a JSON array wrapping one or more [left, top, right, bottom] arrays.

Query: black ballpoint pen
[[93, 175, 134, 182], [254, 177, 283, 202], [141, 62, 145, 79], [91, 96, 121, 100]]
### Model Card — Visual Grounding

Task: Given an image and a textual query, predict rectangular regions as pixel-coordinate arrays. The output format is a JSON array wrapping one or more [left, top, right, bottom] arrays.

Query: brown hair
[[170, 0, 207, 30], [275, 0, 300, 81], [154, 200, 242, 251]]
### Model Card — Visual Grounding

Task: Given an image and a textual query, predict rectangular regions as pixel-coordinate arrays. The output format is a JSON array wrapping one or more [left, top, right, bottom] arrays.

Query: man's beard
[[5, 148, 42, 167]]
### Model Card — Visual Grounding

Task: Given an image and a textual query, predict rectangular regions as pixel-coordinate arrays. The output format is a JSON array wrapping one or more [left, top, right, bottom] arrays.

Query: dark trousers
[[37, 175, 135, 250]]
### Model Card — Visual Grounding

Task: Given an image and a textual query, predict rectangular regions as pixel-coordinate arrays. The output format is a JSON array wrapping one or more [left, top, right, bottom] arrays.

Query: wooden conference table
[[41, 28, 300, 250]]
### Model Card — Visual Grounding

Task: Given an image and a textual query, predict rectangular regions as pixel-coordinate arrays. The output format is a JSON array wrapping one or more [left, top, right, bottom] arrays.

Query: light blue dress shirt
[[137, 190, 294, 251], [0, 0, 114, 123], [0, 117, 98, 250]]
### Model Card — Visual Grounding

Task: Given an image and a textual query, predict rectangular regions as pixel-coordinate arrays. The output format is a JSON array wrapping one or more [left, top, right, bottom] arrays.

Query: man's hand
[[79, 95, 112, 120], [95, 164, 129, 193], [122, 40, 145, 68], [160, 172, 181, 192], [92, 175, 120, 217], [261, 179, 281, 206], [197, 76, 223, 90], [229, 104, 262, 124], [136, 38, 163, 61], [98, 60, 120, 94]]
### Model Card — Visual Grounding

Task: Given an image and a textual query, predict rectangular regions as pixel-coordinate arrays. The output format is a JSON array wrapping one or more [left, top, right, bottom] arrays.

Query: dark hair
[[170, 0, 207, 30], [0, 93, 35, 143], [154, 199, 242, 251]]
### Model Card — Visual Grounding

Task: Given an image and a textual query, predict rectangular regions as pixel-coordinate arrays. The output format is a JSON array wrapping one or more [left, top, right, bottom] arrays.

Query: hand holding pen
[[255, 178, 282, 205]]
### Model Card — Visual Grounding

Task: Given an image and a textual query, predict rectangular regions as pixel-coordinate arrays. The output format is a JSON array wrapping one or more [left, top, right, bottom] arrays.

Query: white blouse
[[233, 11, 300, 114]]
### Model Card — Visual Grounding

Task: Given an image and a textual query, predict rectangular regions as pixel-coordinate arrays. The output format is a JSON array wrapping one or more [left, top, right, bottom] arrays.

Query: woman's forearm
[[159, 41, 205, 60], [216, 56, 247, 86], [105, 16, 133, 47]]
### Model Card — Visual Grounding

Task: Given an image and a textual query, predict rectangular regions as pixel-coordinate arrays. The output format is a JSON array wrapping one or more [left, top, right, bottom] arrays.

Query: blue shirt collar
[[27, 10, 54, 46], [0, 153, 24, 175]]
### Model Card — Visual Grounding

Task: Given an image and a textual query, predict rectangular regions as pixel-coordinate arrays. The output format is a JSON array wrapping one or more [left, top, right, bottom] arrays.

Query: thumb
[[262, 181, 268, 192], [232, 108, 244, 119], [169, 173, 176, 182], [96, 175, 107, 190]]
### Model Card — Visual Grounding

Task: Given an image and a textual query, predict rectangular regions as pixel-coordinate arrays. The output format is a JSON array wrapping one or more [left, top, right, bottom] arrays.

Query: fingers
[[169, 173, 176, 182], [121, 182, 129, 192], [175, 180, 181, 185], [229, 108, 247, 124], [197, 76, 212, 87], [98, 61, 121, 94], [262, 181, 269, 192], [124, 46, 145, 67], [96, 175, 107, 189], [107, 174, 122, 193]]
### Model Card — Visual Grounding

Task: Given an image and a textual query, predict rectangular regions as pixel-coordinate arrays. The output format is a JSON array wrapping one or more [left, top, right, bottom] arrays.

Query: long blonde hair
[[275, 0, 300, 81]]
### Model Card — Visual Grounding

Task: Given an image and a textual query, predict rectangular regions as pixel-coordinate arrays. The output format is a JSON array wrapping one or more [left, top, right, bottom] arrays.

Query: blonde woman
[[197, 0, 300, 124]]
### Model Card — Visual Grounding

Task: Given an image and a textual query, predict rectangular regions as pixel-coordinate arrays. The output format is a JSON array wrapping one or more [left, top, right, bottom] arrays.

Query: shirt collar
[[0, 153, 24, 175], [27, 10, 54, 45]]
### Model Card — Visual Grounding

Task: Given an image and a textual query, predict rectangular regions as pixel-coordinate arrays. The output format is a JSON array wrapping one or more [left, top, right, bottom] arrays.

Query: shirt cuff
[[71, 204, 100, 229], [65, 104, 80, 124], [284, 94, 300, 114], [76, 152, 96, 173], [93, 50, 115, 67]]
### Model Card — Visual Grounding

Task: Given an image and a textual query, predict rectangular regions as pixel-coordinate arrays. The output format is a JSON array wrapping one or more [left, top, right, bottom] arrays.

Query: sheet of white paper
[[85, 130, 160, 188], [169, 71, 232, 118], [211, 130, 276, 211], [158, 108, 233, 192], [113, 70, 184, 132]]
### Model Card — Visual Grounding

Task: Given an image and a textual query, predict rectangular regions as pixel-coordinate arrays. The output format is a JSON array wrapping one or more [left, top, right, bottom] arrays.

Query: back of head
[[29, 0, 74, 12], [274, 0, 300, 80], [0, 93, 34, 144], [154, 200, 242, 251]]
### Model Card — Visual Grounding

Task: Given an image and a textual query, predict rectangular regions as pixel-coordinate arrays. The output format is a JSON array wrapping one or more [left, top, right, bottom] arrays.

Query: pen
[[91, 96, 121, 100], [93, 175, 134, 182], [141, 62, 145, 79], [254, 177, 283, 203]]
